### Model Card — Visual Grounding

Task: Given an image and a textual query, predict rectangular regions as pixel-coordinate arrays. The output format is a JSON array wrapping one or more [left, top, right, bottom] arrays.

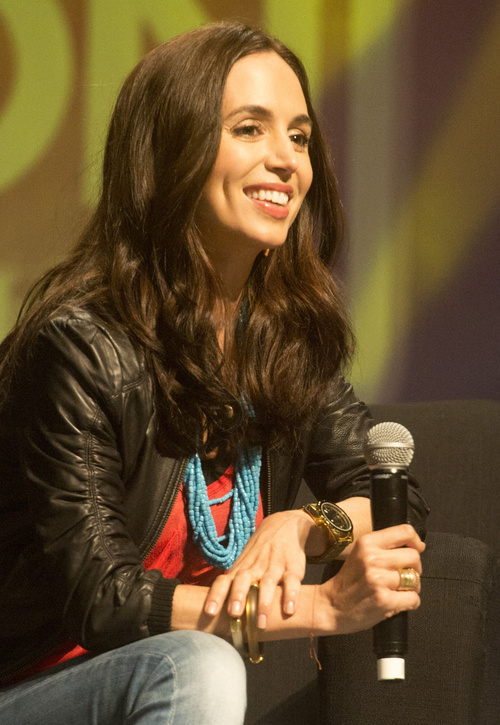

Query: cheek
[[300, 160, 313, 198], [210, 137, 252, 182], [289, 164, 313, 225], [204, 158, 245, 206]]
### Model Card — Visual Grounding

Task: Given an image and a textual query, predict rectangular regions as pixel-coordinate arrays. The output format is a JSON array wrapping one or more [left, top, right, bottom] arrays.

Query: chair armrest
[[318, 532, 498, 725]]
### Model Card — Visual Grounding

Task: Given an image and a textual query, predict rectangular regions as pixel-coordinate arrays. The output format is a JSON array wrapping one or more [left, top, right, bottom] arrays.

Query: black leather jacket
[[0, 310, 428, 684]]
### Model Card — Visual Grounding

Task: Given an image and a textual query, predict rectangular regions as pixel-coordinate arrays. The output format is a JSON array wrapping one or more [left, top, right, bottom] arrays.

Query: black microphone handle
[[370, 467, 409, 678], [370, 468, 408, 530]]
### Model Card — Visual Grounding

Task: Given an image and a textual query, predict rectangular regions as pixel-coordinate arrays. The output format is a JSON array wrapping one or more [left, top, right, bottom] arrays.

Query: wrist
[[255, 583, 339, 641], [313, 582, 340, 635], [302, 512, 330, 557], [302, 502, 354, 564], [284, 508, 325, 553]]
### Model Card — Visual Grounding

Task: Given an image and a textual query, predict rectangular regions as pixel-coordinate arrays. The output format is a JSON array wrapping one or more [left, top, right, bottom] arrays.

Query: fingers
[[316, 522, 425, 636], [203, 547, 275, 617], [253, 572, 279, 629], [378, 589, 421, 620], [354, 526, 423, 587], [227, 570, 255, 618], [257, 570, 301, 628], [281, 572, 301, 616], [368, 564, 421, 595], [366, 544, 423, 577], [203, 510, 309, 622], [366, 523, 425, 552], [226, 565, 302, 629], [204, 573, 233, 616], [203, 562, 303, 628]]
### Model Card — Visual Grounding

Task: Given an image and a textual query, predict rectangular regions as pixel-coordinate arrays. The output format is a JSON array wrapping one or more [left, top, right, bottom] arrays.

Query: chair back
[[319, 399, 500, 724], [371, 399, 500, 552]]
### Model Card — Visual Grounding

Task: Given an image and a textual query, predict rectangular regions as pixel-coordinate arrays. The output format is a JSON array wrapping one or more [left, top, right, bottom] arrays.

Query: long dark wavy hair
[[0, 21, 353, 456]]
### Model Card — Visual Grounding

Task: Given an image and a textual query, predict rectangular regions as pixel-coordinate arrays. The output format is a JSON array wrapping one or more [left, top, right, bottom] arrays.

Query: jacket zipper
[[2, 460, 190, 686], [142, 449, 270, 564], [139, 457, 188, 562], [0, 640, 64, 686]]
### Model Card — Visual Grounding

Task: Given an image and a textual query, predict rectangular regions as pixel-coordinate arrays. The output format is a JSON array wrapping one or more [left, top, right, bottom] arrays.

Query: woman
[[0, 21, 428, 724]]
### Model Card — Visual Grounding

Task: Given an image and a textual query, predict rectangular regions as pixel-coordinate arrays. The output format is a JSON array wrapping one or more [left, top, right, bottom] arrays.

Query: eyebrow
[[224, 104, 312, 128]]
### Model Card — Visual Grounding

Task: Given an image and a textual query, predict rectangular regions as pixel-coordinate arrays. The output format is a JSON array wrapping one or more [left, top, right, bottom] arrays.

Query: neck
[[208, 247, 260, 320], [200, 236, 263, 348], [216, 255, 256, 306]]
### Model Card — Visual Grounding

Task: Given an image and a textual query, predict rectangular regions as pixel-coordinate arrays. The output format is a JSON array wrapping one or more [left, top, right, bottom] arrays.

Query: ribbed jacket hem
[[148, 577, 181, 635]]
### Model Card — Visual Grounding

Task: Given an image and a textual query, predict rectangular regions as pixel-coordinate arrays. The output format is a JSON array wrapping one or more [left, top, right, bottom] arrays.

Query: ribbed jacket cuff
[[148, 577, 181, 636]]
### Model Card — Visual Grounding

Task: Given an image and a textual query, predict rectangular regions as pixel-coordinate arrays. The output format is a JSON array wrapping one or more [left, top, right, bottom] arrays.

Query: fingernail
[[285, 600, 295, 615], [257, 614, 267, 629], [229, 600, 243, 617], [205, 601, 217, 616]]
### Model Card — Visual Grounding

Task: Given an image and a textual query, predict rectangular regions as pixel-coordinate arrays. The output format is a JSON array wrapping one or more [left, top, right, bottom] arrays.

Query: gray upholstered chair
[[245, 400, 500, 725]]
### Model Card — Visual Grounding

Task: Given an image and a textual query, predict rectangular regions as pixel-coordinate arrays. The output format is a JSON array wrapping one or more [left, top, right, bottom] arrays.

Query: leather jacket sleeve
[[5, 311, 429, 669], [303, 378, 429, 538], [12, 312, 178, 653]]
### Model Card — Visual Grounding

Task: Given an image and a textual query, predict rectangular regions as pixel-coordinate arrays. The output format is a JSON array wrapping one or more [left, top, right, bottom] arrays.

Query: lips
[[244, 184, 293, 206], [246, 189, 289, 206], [243, 185, 294, 220]]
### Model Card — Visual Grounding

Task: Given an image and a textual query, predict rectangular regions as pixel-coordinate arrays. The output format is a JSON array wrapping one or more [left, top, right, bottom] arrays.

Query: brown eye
[[233, 124, 261, 137], [290, 133, 310, 148]]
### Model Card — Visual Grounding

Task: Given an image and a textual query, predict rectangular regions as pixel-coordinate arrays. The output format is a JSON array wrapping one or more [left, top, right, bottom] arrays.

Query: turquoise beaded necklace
[[185, 442, 262, 570]]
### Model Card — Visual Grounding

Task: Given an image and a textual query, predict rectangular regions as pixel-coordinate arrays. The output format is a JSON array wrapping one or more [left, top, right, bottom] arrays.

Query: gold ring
[[398, 567, 420, 591]]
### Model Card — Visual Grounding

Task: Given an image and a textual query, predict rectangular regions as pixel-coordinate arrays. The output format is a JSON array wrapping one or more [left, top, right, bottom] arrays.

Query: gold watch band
[[302, 502, 353, 564]]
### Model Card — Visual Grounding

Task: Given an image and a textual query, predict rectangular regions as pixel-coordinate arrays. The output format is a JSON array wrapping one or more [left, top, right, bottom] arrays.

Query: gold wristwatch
[[302, 501, 354, 564]]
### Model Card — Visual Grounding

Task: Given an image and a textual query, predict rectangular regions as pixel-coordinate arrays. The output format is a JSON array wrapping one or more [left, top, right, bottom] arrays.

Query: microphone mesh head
[[364, 421, 414, 468]]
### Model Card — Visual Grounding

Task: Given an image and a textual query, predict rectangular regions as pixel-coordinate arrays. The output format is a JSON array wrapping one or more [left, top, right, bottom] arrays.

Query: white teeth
[[247, 189, 289, 206]]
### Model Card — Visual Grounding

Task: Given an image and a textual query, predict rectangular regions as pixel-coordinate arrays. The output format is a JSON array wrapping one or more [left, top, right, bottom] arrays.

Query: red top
[[10, 465, 263, 684]]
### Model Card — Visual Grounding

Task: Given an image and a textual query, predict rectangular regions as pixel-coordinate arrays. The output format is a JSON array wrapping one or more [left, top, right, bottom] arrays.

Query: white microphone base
[[377, 656, 405, 680]]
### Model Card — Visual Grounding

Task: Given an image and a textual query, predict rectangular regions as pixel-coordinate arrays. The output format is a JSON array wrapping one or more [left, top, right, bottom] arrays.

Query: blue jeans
[[0, 631, 247, 724]]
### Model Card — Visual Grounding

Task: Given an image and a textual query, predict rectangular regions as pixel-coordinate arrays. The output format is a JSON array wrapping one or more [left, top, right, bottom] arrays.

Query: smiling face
[[195, 51, 313, 267]]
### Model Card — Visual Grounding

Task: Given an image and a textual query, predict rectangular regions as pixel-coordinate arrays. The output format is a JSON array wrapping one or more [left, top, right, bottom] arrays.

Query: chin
[[244, 227, 290, 250]]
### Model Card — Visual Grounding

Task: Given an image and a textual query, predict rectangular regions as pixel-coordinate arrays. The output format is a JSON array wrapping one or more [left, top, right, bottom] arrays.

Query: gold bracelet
[[245, 582, 264, 664], [230, 615, 247, 659]]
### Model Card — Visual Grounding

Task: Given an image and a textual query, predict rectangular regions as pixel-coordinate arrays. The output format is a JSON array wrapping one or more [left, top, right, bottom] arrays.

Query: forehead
[[221, 51, 309, 118]]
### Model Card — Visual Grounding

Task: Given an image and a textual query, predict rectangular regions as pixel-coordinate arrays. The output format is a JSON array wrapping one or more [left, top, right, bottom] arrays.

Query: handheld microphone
[[363, 421, 415, 681]]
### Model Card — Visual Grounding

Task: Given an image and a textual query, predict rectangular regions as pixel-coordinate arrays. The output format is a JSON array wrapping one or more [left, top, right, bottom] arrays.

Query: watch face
[[320, 502, 352, 532]]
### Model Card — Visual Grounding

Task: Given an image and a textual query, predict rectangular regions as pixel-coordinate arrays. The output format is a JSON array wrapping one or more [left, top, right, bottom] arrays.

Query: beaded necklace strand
[[185, 442, 262, 569]]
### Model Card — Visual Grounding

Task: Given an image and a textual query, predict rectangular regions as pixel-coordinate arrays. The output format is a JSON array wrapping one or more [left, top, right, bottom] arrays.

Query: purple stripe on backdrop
[[390, 0, 500, 402], [319, 0, 500, 403], [399, 207, 500, 402]]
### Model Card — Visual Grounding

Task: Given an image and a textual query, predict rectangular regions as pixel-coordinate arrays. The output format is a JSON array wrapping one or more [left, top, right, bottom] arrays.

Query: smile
[[245, 189, 290, 206]]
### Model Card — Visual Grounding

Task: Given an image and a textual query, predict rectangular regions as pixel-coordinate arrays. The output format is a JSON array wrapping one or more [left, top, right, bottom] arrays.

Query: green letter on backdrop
[[0, 0, 73, 192], [85, 0, 209, 201]]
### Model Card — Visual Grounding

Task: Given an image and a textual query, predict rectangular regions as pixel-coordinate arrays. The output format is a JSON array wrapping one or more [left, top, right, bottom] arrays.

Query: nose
[[265, 132, 298, 176]]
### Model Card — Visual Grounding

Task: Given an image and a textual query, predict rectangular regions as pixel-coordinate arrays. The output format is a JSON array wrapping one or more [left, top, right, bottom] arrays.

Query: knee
[[166, 630, 246, 691], [144, 631, 247, 722], [183, 632, 247, 722]]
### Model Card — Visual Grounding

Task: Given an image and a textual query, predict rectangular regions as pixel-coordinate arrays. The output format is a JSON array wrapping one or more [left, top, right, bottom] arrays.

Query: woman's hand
[[316, 524, 425, 635], [174, 523, 424, 642], [204, 509, 318, 627]]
